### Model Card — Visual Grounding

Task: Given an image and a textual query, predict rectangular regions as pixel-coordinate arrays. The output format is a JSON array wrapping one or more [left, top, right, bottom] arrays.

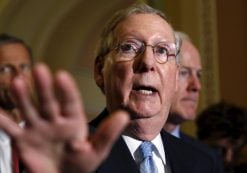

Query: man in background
[[163, 31, 224, 173], [0, 33, 33, 173], [163, 31, 202, 137]]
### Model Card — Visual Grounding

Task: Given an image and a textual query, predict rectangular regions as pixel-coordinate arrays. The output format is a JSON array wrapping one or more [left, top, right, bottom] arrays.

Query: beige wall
[[0, 0, 137, 119], [216, 0, 247, 107]]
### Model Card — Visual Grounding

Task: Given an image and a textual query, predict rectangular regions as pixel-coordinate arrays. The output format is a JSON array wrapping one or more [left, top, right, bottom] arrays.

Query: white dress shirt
[[0, 122, 24, 173], [0, 129, 12, 173], [122, 134, 166, 173]]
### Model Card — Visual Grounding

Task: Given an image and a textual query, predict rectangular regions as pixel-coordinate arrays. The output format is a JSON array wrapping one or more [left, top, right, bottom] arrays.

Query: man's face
[[0, 43, 32, 110], [95, 13, 178, 130], [169, 40, 202, 122]]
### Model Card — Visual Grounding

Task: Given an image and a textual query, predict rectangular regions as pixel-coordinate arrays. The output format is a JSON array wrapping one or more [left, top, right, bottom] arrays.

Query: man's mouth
[[182, 97, 197, 102], [133, 85, 158, 95]]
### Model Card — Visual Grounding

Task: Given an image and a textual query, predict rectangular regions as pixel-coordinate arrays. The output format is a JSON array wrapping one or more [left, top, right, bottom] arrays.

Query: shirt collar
[[0, 130, 10, 145], [170, 125, 181, 138], [0, 121, 25, 144], [122, 134, 166, 165]]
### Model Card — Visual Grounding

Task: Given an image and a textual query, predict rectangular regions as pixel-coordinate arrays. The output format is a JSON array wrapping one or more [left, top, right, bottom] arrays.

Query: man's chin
[[183, 110, 197, 120], [128, 108, 159, 120]]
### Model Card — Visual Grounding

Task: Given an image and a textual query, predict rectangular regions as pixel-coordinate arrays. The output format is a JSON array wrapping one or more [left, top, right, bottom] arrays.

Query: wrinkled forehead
[[0, 43, 31, 63], [179, 41, 202, 69], [112, 13, 175, 43]]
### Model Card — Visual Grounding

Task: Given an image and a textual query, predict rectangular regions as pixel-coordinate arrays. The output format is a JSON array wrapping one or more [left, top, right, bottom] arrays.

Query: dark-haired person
[[0, 33, 33, 173], [197, 101, 247, 173]]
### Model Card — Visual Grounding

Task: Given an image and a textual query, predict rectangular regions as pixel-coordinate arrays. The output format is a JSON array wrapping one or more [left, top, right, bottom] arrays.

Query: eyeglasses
[[112, 39, 179, 64]]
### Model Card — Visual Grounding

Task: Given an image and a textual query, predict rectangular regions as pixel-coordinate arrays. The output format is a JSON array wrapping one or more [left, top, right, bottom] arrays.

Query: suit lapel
[[90, 109, 139, 173], [96, 137, 139, 173], [161, 130, 192, 173]]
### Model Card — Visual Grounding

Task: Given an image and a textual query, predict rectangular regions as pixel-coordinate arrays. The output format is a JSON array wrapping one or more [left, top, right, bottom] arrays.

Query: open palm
[[0, 63, 129, 173]]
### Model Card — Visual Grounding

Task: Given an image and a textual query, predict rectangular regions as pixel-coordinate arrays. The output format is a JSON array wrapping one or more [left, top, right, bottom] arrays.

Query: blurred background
[[0, 0, 246, 135]]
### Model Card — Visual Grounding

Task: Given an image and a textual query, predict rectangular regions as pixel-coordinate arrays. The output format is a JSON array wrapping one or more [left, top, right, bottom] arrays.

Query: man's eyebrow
[[0, 63, 12, 67], [180, 66, 202, 71], [180, 66, 190, 70]]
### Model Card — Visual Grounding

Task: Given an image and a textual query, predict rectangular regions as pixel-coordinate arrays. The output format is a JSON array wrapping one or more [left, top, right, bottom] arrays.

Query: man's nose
[[133, 46, 156, 73], [14, 68, 29, 79], [188, 74, 201, 92]]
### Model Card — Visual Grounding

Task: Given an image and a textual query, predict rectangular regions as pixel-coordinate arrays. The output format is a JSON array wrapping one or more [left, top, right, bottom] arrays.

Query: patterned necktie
[[139, 141, 158, 173]]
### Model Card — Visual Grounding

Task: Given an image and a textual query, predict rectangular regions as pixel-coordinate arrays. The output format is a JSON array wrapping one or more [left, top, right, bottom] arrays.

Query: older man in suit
[[0, 3, 220, 173], [163, 31, 224, 173]]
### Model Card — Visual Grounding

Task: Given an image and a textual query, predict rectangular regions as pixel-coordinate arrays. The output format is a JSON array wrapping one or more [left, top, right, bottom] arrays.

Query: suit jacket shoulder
[[94, 137, 140, 173]]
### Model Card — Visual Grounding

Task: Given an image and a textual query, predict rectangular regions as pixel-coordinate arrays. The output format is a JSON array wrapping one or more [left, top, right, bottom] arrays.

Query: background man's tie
[[139, 141, 158, 173], [12, 143, 19, 173]]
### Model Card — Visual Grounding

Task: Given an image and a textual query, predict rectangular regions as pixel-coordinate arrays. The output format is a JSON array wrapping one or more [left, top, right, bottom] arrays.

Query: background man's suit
[[180, 133, 224, 173]]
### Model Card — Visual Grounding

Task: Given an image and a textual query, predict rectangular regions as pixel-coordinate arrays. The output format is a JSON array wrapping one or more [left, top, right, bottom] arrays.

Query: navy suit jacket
[[180, 132, 224, 173], [90, 109, 217, 173]]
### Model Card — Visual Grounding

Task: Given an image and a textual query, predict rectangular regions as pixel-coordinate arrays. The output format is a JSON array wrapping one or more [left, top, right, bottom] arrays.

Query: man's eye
[[155, 46, 168, 55], [0, 66, 12, 75], [197, 71, 202, 80], [179, 69, 189, 76], [21, 64, 31, 73], [119, 43, 137, 53]]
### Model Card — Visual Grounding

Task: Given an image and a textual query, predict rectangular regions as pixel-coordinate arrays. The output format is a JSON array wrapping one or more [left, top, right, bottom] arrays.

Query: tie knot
[[139, 141, 154, 159]]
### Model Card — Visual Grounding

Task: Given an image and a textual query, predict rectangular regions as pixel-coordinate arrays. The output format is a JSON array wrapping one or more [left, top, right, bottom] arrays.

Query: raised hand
[[0, 63, 129, 173]]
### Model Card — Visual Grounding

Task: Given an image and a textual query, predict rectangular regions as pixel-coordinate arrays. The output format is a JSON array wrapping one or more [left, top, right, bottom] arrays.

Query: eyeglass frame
[[114, 38, 180, 63], [96, 33, 181, 64]]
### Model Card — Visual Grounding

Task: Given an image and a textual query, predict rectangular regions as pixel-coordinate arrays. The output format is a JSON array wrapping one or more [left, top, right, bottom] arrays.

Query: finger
[[32, 63, 60, 121], [11, 76, 40, 126], [54, 70, 85, 121], [91, 110, 129, 158], [0, 109, 23, 139]]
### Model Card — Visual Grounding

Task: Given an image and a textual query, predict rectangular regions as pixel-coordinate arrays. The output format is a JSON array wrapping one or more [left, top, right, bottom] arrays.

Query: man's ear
[[94, 56, 105, 94]]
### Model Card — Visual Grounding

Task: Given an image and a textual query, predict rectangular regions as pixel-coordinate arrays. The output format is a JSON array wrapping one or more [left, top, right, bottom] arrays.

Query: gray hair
[[95, 3, 181, 64], [174, 31, 192, 42], [174, 31, 194, 64]]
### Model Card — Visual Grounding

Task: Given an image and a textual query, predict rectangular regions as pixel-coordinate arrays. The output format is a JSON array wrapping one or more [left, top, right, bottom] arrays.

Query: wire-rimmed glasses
[[112, 38, 180, 64]]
